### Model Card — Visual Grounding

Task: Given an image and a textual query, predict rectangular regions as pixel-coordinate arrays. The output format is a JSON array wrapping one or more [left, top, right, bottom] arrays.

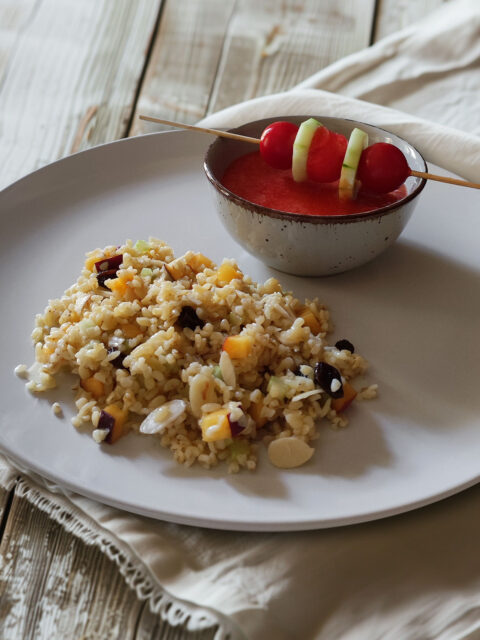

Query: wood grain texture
[[0, 492, 217, 640], [0, 0, 162, 189], [132, 0, 377, 136], [373, 0, 449, 40], [207, 0, 377, 114], [130, 0, 236, 136]]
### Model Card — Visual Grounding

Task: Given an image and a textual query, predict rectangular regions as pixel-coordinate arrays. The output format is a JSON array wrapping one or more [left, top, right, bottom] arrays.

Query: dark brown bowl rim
[[204, 116, 427, 224]]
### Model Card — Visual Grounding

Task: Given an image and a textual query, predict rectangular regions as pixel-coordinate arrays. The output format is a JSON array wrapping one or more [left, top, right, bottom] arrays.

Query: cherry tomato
[[260, 121, 299, 170], [357, 143, 411, 194], [306, 127, 348, 183]]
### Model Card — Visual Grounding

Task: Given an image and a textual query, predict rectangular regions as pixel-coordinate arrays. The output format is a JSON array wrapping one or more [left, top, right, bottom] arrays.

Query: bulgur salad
[[18, 238, 377, 472]]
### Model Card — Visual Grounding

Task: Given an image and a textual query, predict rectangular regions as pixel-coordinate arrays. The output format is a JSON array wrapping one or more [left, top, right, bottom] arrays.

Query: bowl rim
[[204, 115, 427, 224]]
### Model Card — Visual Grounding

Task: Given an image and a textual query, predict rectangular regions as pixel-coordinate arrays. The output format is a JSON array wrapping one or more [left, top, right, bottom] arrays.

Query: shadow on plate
[[316, 406, 392, 478], [276, 241, 480, 432]]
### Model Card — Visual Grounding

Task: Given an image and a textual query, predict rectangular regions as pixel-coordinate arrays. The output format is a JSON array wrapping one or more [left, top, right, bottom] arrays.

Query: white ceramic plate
[[1, 131, 479, 531]]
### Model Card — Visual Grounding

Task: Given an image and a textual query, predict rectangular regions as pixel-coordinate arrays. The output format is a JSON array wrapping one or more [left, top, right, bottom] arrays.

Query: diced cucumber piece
[[212, 365, 223, 380], [292, 118, 322, 182], [339, 128, 368, 200], [134, 239, 151, 254], [140, 267, 153, 277], [267, 375, 288, 399]]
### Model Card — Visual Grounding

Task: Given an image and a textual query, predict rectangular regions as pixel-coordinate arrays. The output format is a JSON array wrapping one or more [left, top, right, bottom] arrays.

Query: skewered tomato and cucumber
[[136, 114, 477, 219], [222, 118, 413, 216], [260, 118, 411, 198]]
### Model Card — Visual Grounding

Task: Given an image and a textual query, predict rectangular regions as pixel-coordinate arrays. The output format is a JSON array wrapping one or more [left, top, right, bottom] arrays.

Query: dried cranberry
[[95, 254, 124, 289], [228, 418, 245, 438], [94, 254, 123, 273], [229, 421, 245, 437], [98, 410, 115, 443], [177, 306, 204, 330], [96, 269, 118, 289], [335, 339, 355, 353], [107, 347, 127, 369], [314, 362, 344, 399]]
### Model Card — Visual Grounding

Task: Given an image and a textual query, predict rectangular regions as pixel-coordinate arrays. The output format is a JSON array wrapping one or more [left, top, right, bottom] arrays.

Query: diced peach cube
[[81, 376, 105, 400], [331, 381, 357, 412], [298, 308, 322, 335], [222, 335, 253, 359], [103, 404, 128, 443], [107, 272, 134, 296], [200, 409, 231, 442], [216, 263, 242, 284], [186, 252, 214, 272]]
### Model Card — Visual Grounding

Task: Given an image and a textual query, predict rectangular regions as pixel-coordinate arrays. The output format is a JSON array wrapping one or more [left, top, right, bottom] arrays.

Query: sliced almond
[[291, 389, 322, 403], [267, 437, 314, 469], [75, 293, 91, 314], [219, 350, 236, 387], [189, 373, 216, 418], [139, 399, 187, 435]]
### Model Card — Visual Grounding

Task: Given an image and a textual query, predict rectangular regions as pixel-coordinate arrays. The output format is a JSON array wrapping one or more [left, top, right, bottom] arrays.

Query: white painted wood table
[[0, 1, 448, 637]]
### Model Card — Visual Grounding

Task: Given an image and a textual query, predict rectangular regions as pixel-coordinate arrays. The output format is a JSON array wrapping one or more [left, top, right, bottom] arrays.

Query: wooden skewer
[[139, 114, 260, 145], [408, 170, 479, 189], [139, 115, 480, 190]]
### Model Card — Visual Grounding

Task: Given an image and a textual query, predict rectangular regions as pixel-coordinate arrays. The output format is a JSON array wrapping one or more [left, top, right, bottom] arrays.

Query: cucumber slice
[[339, 128, 369, 200], [267, 376, 288, 399], [292, 118, 322, 182]]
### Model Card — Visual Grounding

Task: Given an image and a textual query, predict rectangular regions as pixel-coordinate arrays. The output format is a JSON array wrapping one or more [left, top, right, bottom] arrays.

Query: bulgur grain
[[21, 239, 374, 471]]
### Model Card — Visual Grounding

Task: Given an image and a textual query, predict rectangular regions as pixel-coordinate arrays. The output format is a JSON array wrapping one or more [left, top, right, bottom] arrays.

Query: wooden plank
[[130, 0, 236, 136], [373, 0, 449, 41], [131, 0, 377, 136], [207, 0, 377, 114], [0, 492, 143, 639], [0, 0, 162, 189]]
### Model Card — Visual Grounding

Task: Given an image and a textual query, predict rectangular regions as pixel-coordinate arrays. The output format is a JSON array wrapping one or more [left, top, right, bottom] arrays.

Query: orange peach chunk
[[107, 272, 134, 296], [298, 308, 322, 335], [216, 263, 242, 284], [186, 252, 214, 272], [222, 335, 253, 359], [103, 404, 128, 443], [200, 409, 231, 442], [331, 381, 357, 412], [81, 376, 105, 400]]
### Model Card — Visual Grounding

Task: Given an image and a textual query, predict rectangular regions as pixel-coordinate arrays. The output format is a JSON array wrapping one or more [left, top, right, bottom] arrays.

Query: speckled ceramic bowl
[[204, 116, 427, 276]]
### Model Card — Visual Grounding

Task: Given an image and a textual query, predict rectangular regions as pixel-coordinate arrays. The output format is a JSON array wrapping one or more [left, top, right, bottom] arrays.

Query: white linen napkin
[[2, 1, 480, 639]]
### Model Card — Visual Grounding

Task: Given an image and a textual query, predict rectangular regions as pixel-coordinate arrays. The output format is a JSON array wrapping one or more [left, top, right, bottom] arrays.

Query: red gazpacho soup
[[222, 151, 407, 216]]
